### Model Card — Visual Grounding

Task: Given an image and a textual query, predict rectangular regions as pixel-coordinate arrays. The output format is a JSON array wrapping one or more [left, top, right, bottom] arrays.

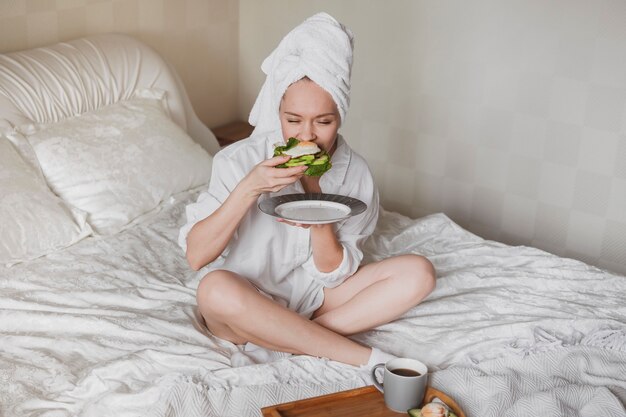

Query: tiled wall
[[239, 0, 626, 275], [0, 0, 239, 129]]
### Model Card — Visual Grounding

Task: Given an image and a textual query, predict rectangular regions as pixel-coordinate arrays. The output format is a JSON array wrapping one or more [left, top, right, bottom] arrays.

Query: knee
[[396, 254, 436, 300], [196, 270, 246, 318]]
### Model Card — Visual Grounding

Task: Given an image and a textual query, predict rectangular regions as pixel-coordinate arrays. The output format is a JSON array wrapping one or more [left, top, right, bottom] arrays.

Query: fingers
[[259, 174, 303, 193], [262, 155, 291, 167], [262, 165, 308, 181], [262, 156, 308, 176], [249, 173, 302, 195], [248, 157, 308, 195], [279, 168, 308, 182], [280, 165, 309, 178], [280, 166, 308, 178], [276, 218, 310, 229]]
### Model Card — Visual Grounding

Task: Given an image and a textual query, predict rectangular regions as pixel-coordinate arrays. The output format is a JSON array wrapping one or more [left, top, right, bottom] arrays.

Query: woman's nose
[[299, 122, 316, 141]]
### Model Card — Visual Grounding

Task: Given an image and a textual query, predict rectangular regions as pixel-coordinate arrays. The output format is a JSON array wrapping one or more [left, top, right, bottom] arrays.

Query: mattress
[[1, 188, 625, 417]]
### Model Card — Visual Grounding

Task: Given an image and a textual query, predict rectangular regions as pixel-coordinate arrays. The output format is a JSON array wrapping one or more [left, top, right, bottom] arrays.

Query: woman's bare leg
[[196, 270, 372, 366], [312, 254, 436, 335]]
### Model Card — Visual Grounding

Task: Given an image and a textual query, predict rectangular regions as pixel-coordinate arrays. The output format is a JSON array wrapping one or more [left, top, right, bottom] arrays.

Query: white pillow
[[22, 93, 213, 235], [0, 136, 92, 265]]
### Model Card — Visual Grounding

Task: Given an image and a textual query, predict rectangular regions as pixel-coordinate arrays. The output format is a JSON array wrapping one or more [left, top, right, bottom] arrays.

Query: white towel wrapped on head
[[249, 12, 354, 137]]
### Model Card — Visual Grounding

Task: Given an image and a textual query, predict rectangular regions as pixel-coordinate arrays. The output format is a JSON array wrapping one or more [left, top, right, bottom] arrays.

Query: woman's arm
[[309, 224, 344, 272], [185, 155, 307, 270], [296, 159, 379, 283], [299, 176, 344, 272], [185, 185, 257, 270]]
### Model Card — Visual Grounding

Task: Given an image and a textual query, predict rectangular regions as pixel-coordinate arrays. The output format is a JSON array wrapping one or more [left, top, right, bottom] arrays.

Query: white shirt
[[178, 131, 379, 317]]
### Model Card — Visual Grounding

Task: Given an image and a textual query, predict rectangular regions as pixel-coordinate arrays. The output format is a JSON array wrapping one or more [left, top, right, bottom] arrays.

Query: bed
[[1, 34, 625, 417]]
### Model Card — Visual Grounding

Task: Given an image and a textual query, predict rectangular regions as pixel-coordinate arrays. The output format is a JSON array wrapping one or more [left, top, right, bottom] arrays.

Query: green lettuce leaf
[[273, 138, 332, 176], [273, 137, 299, 156], [303, 161, 332, 176]]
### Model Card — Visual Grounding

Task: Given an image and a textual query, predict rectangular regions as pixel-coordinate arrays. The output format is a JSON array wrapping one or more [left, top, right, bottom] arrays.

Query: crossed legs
[[196, 254, 436, 366]]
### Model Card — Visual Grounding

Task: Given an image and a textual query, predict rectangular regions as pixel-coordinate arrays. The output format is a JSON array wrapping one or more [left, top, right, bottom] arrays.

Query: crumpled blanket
[[1, 188, 625, 417], [430, 338, 626, 417]]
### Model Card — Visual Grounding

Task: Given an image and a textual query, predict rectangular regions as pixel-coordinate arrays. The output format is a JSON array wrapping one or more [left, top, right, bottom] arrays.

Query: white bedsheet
[[1, 188, 625, 417]]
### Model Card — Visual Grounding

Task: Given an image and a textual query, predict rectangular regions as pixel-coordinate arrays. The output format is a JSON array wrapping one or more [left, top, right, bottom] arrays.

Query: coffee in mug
[[391, 368, 421, 377], [371, 358, 428, 412]]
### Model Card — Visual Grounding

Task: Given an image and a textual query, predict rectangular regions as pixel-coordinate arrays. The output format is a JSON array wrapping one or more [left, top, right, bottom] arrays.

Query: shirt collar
[[264, 130, 284, 159], [264, 133, 351, 188]]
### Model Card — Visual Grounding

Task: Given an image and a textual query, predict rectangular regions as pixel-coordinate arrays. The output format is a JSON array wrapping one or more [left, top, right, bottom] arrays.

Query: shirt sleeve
[[301, 168, 380, 288], [177, 151, 240, 253]]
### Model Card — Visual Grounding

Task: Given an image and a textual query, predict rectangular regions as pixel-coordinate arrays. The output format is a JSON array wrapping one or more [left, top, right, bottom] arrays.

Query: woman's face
[[279, 79, 340, 153]]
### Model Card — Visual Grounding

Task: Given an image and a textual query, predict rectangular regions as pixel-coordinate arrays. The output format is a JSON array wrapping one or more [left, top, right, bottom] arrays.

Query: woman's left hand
[[276, 218, 312, 229]]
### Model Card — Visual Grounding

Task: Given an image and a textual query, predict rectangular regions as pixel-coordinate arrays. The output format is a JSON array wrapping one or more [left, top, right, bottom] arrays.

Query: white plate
[[259, 193, 367, 225]]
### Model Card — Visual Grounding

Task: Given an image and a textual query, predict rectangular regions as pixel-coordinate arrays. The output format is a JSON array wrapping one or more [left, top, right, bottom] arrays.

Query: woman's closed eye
[[287, 119, 300, 124]]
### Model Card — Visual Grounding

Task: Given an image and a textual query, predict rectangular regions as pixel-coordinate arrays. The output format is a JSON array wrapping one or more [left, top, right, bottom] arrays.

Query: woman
[[179, 13, 435, 367]]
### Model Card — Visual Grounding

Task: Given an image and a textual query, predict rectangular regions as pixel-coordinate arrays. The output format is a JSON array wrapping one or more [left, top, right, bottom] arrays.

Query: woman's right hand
[[239, 155, 308, 198], [186, 155, 306, 270]]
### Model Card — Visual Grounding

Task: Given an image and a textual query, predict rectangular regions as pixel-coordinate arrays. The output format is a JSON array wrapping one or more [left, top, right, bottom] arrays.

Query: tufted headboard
[[0, 33, 220, 156]]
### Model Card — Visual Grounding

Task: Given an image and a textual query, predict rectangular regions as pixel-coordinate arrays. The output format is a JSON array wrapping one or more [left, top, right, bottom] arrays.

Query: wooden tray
[[261, 385, 465, 417]]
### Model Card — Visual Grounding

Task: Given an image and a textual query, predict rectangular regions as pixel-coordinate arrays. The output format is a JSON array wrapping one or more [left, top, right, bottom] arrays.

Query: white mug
[[371, 357, 428, 412]]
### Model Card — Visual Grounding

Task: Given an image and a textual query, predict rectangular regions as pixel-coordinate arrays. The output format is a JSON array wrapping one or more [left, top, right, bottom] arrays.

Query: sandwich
[[273, 137, 332, 176]]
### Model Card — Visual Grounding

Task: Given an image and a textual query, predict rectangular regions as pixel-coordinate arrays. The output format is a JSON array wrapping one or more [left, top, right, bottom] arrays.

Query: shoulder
[[215, 136, 263, 162]]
